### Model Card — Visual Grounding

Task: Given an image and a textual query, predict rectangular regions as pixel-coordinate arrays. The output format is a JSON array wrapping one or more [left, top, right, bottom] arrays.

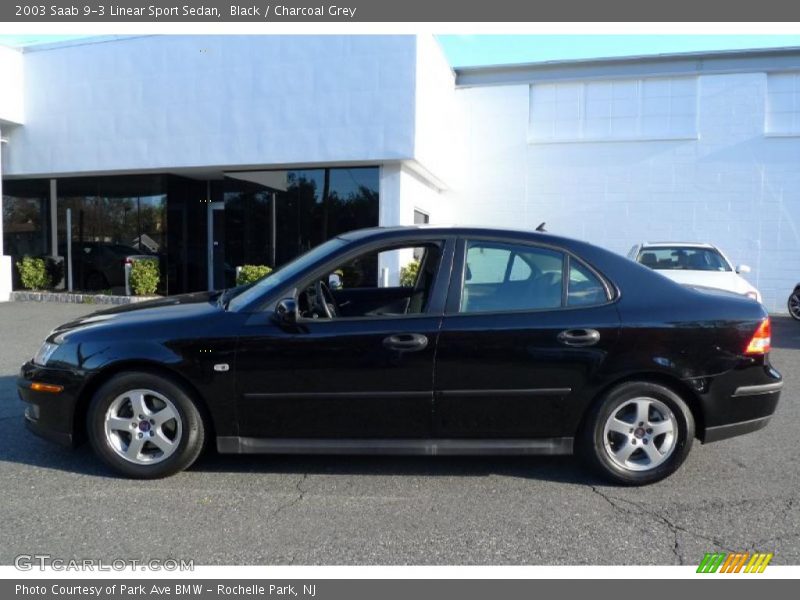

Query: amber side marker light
[[745, 318, 771, 355], [30, 382, 64, 394]]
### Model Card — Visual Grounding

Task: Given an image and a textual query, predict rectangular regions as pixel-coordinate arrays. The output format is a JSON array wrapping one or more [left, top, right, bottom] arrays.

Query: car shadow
[[771, 316, 800, 350], [191, 451, 598, 485], [0, 375, 598, 484]]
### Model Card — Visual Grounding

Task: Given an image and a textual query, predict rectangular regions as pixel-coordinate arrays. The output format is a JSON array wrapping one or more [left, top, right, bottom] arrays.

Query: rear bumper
[[698, 366, 782, 443], [703, 414, 773, 443]]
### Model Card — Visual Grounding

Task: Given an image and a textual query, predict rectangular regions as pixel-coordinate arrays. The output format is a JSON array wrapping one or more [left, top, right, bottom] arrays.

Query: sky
[[3, 34, 800, 67], [437, 35, 800, 67]]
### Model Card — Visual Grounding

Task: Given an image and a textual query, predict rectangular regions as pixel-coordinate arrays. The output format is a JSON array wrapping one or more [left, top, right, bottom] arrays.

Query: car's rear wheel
[[87, 372, 205, 478], [84, 271, 109, 291], [789, 288, 800, 321], [579, 381, 694, 485]]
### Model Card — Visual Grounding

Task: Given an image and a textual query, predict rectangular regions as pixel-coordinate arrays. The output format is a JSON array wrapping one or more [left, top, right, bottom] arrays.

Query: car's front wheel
[[87, 371, 206, 478], [579, 381, 694, 485], [789, 287, 800, 321]]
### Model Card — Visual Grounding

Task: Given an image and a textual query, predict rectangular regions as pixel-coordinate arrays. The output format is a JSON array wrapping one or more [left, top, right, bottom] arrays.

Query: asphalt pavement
[[0, 301, 797, 565]]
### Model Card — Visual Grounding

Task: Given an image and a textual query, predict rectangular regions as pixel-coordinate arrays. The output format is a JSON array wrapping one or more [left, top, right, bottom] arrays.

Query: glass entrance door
[[209, 202, 229, 290]]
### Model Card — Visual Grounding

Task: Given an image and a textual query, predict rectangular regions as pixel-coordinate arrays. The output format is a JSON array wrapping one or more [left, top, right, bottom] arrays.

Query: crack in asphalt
[[590, 486, 736, 565], [270, 473, 309, 519]]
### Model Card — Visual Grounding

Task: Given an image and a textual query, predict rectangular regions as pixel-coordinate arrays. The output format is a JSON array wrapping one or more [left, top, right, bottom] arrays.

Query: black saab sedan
[[19, 226, 782, 484]]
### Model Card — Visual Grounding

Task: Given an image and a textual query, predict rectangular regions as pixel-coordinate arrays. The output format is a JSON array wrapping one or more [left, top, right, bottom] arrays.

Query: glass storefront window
[[57, 175, 168, 293], [217, 167, 379, 289], [2, 179, 50, 259]]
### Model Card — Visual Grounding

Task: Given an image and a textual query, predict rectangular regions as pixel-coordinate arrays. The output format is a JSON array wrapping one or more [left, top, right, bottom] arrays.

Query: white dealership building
[[1, 35, 798, 311]]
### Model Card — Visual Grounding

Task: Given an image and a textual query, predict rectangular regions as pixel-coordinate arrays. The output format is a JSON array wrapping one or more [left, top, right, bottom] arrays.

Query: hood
[[653, 270, 758, 297], [50, 291, 223, 340]]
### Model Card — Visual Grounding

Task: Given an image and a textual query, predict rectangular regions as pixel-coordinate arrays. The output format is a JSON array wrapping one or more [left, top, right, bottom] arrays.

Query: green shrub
[[237, 264, 272, 286], [129, 259, 160, 296], [16, 257, 51, 290], [400, 259, 420, 287]]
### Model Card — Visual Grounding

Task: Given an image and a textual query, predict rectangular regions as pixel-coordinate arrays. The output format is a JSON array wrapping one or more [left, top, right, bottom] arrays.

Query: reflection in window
[[57, 175, 167, 293], [2, 179, 50, 260], [220, 167, 379, 288]]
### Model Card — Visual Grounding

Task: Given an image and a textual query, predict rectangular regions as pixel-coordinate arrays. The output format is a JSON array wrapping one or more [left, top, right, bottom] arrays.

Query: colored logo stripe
[[697, 552, 773, 573]]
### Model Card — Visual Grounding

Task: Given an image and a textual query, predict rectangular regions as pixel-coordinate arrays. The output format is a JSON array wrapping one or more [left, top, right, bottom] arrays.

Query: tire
[[87, 371, 206, 478], [789, 288, 800, 321], [85, 271, 109, 291], [578, 381, 694, 486]]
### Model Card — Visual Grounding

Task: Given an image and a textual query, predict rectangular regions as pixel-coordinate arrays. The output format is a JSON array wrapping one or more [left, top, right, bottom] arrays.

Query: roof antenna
[[535, 222, 547, 232]]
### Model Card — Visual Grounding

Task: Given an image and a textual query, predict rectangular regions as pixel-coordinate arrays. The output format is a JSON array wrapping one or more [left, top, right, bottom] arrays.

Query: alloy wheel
[[103, 389, 182, 465], [602, 397, 678, 472], [789, 291, 800, 321]]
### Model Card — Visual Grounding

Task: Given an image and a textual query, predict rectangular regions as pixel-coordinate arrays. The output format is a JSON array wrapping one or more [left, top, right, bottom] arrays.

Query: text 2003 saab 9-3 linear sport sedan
[[19, 226, 783, 485]]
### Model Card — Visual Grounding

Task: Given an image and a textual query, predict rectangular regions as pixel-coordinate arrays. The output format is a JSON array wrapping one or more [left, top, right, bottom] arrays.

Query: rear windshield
[[637, 247, 731, 272]]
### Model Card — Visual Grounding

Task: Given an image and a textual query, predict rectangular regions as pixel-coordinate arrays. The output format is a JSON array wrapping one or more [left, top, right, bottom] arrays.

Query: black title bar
[[4, 0, 800, 22]]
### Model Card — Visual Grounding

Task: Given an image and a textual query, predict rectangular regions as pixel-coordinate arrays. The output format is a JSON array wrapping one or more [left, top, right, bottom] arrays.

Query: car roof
[[639, 242, 717, 249], [337, 225, 566, 245]]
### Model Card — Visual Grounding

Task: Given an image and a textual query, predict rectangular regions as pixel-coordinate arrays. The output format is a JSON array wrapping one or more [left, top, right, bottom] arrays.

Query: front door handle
[[557, 328, 601, 347], [382, 333, 428, 352]]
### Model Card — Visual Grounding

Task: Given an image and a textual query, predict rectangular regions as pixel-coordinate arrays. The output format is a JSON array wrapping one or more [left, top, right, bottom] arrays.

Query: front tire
[[87, 371, 206, 478], [789, 288, 800, 321], [579, 381, 694, 486]]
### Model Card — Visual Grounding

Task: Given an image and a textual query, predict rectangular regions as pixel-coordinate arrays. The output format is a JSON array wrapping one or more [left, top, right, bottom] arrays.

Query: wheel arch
[[577, 372, 705, 440], [74, 360, 215, 445]]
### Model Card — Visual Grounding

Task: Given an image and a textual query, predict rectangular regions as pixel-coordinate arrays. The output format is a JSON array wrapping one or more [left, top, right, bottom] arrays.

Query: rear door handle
[[382, 333, 428, 352], [557, 328, 601, 347]]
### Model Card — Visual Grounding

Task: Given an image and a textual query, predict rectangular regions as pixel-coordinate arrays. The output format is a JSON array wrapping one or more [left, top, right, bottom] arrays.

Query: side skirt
[[217, 437, 574, 456]]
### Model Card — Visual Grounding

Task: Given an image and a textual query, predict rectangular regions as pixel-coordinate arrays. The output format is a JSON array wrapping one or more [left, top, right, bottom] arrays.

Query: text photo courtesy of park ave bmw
[[0, 0, 799, 593]]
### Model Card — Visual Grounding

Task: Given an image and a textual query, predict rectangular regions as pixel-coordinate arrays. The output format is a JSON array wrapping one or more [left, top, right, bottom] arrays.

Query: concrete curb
[[10, 291, 159, 305]]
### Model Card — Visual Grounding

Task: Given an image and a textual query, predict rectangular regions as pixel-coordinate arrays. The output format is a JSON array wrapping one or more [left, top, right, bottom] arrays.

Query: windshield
[[226, 237, 349, 311], [637, 247, 731, 272]]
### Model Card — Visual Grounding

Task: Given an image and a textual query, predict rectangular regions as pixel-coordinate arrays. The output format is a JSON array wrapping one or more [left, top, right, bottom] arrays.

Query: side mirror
[[737, 264, 751, 274], [275, 298, 297, 325], [328, 272, 343, 290]]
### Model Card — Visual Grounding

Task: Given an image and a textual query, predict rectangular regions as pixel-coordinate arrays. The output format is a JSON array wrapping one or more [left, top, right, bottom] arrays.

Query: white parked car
[[627, 243, 761, 303]]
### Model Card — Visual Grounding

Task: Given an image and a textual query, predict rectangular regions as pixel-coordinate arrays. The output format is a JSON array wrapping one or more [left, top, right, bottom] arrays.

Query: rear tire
[[789, 288, 800, 321], [87, 371, 206, 478], [578, 381, 694, 486], [85, 271, 108, 291]]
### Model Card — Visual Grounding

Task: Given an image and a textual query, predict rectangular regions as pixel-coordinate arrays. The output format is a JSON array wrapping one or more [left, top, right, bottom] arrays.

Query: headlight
[[33, 342, 59, 366]]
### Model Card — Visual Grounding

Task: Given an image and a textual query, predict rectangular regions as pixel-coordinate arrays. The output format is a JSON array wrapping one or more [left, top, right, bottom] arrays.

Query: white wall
[[3, 35, 419, 176], [413, 35, 458, 186], [452, 73, 800, 313], [0, 45, 24, 125], [378, 162, 448, 285]]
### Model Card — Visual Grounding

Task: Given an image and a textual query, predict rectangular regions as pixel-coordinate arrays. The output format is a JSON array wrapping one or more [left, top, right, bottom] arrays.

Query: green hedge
[[16, 257, 52, 291], [237, 264, 272, 286], [399, 259, 420, 287], [129, 259, 160, 296]]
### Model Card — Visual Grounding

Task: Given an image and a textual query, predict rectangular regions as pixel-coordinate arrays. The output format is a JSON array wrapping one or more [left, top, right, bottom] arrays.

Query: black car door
[[234, 237, 455, 439], [433, 237, 621, 440]]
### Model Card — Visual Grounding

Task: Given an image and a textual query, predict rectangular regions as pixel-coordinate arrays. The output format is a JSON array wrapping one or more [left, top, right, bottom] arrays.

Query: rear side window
[[458, 241, 611, 313], [460, 241, 564, 313], [567, 259, 608, 307]]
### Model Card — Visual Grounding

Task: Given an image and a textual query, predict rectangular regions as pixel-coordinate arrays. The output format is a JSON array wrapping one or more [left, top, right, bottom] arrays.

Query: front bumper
[[18, 361, 86, 448]]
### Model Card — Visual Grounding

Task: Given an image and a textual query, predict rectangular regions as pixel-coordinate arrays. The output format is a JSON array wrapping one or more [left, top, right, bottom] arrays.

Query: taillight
[[745, 318, 771, 355]]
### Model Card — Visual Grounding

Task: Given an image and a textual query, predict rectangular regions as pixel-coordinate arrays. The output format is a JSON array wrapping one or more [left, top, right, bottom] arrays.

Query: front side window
[[459, 242, 564, 313], [297, 242, 443, 320]]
